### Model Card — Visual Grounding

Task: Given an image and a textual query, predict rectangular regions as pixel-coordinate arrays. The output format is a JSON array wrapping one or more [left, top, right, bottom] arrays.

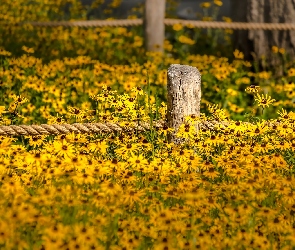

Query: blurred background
[[1, 0, 295, 124], [83, 0, 230, 20]]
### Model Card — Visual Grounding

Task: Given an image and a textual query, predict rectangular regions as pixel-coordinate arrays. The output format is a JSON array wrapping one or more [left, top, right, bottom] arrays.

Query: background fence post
[[144, 0, 166, 52], [167, 64, 202, 144]]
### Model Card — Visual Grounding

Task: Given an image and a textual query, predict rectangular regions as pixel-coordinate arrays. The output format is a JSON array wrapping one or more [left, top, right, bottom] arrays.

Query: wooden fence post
[[167, 64, 202, 144], [144, 0, 166, 52]]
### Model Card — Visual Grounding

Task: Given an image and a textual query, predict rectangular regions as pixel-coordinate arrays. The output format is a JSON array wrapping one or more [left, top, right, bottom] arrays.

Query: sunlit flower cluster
[[1, 49, 293, 127], [0, 94, 295, 249]]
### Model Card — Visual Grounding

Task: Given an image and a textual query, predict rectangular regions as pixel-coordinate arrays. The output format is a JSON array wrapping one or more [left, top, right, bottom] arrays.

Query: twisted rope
[[27, 19, 143, 27], [0, 120, 164, 136], [16, 18, 295, 30], [0, 120, 279, 137], [164, 19, 295, 30]]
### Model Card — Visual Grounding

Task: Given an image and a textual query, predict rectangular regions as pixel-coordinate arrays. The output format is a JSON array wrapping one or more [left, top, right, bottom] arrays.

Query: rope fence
[[13, 18, 295, 30], [0, 121, 164, 137], [0, 120, 280, 137], [0, 120, 231, 137], [2, 12, 291, 142], [0, 64, 280, 144]]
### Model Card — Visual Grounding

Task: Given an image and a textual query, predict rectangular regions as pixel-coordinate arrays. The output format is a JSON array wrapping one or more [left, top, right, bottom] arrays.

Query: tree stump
[[167, 64, 201, 144]]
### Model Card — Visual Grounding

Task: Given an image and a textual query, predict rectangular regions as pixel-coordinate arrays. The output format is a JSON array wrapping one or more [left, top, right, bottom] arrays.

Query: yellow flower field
[[0, 51, 295, 249], [0, 0, 295, 249]]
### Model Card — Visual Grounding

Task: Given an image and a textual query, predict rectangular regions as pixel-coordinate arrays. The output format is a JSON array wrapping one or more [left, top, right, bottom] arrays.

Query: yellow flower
[[245, 85, 260, 93], [203, 166, 220, 179], [186, 23, 195, 29], [228, 102, 244, 113], [164, 40, 173, 51], [207, 104, 229, 121], [100, 180, 122, 195], [127, 15, 137, 19], [233, 49, 244, 59], [258, 71, 271, 80], [176, 123, 197, 139], [52, 139, 76, 159], [21, 46, 34, 54], [178, 35, 195, 45], [67, 107, 85, 121], [200, 2, 211, 8], [214, 0, 223, 6], [202, 16, 213, 21], [288, 68, 295, 77], [0, 48, 11, 56], [128, 153, 148, 169], [228, 120, 248, 133], [277, 108, 295, 121], [236, 77, 250, 85], [0, 106, 6, 116], [12, 95, 29, 104], [72, 171, 95, 185], [248, 121, 269, 137], [225, 28, 233, 34], [279, 48, 285, 54], [172, 23, 183, 31], [243, 61, 252, 67], [131, 86, 144, 96], [108, 0, 122, 8], [271, 46, 279, 53], [222, 16, 232, 23], [26, 135, 45, 148], [227, 88, 238, 97], [122, 187, 145, 206], [254, 93, 276, 108]]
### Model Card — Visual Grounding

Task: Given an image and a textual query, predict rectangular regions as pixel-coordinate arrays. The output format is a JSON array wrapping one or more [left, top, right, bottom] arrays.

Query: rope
[[0, 120, 278, 137], [14, 18, 295, 30], [0, 121, 164, 136], [26, 19, 143, 27], [164, 19, 295, 30]]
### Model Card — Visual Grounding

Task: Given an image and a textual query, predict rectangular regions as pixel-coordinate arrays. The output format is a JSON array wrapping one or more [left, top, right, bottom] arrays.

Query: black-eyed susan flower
[[214, 0, 223, 6], [128, 153, 148, 169], [176, 123, 197, 140], [222, 16, 232, 22], [203, 166, 220, 179], [272, 46, 279, 53], [73, 171, 95, 185], [248, 121, 269, 136], [65, 132, 88, 144], [0, 48, 11, 56], [258, 71, 271, 80], [277, 108, 295, 121], [100, 180, 122, 195], [178, 35, 195, 45], [254, 93, 276, 108], [52, 139, 75, 159], [200, 2, 211, 8], [288, 68, 295, 77], [279, 48, 286, 54], [0, 106, 6, 116], [172, 23, 183, 31], [47, 114, 66, 124], [122, 187, 145, 206], [67, 106, 85, 121], [245, 85, 260, 93], [12, 95, 29, 105], [21, 46, 34, 54], [233, 49, 244, 59], [25, 135, 45, 148]]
